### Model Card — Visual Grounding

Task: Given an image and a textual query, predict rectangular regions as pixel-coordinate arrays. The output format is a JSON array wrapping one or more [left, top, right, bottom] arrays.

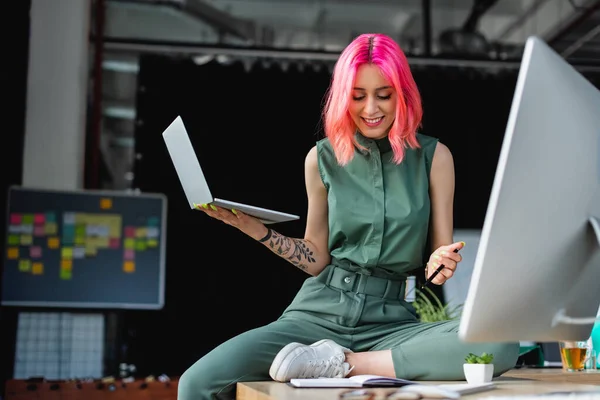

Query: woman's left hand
[[425, 241, 465, 285]]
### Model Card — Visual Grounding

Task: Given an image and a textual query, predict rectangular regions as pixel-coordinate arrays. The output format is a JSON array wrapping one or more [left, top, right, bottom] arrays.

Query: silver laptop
[[162, 116, 300, 224]]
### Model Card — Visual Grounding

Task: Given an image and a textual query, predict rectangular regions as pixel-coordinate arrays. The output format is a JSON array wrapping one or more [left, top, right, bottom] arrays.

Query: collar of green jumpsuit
[[354, 131, 393, 155]]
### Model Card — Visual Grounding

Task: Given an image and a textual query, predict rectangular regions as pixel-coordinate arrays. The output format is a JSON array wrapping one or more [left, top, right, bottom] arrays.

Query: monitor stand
[[551, 216, 600, 327]]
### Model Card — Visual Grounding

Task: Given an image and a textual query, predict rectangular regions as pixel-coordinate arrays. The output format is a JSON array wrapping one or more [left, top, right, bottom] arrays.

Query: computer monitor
[[458, 36, 600, 343]]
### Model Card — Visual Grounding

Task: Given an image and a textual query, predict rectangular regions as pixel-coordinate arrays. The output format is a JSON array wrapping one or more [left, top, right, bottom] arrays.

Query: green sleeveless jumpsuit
[[177, 133, 520, 400]]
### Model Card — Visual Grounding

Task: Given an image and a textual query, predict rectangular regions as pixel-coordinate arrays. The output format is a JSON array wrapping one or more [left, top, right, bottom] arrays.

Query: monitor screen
[[2, 186, 167, 309], [458, 36, 600, 343]]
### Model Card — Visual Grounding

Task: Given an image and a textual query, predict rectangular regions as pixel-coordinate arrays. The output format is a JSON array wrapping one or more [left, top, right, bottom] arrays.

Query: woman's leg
[[362, 319, 520, 380], [177, 317, 341, 400]]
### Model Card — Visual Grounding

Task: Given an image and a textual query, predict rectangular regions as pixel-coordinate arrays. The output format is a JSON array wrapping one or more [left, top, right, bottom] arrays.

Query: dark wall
[[0, 0, 30, 391], [127, 54, 521, 376]]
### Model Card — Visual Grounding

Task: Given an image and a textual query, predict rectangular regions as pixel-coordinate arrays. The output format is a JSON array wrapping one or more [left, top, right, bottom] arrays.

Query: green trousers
[[177, 265, 520, 400]]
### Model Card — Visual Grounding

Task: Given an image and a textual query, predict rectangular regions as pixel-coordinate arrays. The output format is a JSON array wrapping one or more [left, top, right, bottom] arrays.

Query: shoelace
[[298, 355, 347, 379]]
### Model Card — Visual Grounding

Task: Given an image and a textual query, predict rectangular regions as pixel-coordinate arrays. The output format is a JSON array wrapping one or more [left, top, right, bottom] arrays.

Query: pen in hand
[[420, 248, 460, 290]]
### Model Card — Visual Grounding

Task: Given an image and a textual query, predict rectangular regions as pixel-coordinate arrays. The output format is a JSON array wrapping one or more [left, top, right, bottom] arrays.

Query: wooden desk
[[237, 369, 600, 400]]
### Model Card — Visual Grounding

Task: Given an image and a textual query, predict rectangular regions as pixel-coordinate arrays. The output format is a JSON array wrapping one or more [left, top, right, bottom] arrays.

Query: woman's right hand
[[194, 203, 269, 241]]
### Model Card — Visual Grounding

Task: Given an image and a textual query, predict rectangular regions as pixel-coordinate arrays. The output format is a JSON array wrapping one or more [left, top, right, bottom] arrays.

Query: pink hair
[[323, 33, 423, 165]]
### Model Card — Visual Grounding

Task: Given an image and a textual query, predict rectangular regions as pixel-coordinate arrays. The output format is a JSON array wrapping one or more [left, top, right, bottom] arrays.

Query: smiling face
[[349, 64, 397, 140]]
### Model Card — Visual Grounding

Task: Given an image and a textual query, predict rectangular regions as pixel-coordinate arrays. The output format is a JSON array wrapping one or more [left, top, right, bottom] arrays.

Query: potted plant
[[463, 352, 494, 384], [412, 286, 463, 322]]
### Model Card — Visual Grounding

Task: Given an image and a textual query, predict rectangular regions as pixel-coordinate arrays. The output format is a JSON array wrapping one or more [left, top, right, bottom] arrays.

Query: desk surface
[[237, 369, 600, 400]]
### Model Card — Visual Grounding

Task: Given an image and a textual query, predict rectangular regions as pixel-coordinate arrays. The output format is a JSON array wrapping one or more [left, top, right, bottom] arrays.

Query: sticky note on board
[[100, 198, 113, 210], [33, 226, 45, 237], [48, 237, 60, 249], [60, 269, 72, 280], [135, 240, 146, 251], [123, 261, 135, 273], [7, 247, 19, 259], [33, 214, 45, 225], [19, 259, 31, 272], [124, 238, 135, 249], [22, 214, 34, 224], [8, 235, 19, 245], [10, 213, 22, 225], [147, 239, 158, 248], [85, 244, 98, 256], [30, 246, 42, 258], [61, 247, 73, 259], [124, 227, 136, 238], [135, 228, 147, 238], [72, 247, 85, 259], [32, 262, 43, 275], [20, 235, 33, 246], [44, 222, 58, 235], [124, 249, 135, 260], [61, 259, 73, 271]]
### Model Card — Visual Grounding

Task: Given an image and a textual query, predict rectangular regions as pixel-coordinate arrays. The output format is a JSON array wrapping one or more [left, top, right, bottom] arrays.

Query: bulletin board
[[1, 186, 167, 309]]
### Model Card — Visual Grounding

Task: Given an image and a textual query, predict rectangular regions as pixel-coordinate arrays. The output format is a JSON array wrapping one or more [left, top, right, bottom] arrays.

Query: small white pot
[[463, 363, 494, 384]]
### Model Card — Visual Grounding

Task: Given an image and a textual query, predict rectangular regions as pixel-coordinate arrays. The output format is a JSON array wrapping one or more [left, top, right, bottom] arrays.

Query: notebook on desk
[[162, 116, 300, 224], [289, 374, 496, 396]]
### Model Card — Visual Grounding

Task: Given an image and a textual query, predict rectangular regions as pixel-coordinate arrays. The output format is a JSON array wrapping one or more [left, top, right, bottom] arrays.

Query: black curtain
[[127, 55, 332, 375], [129, 54, 524, 376]]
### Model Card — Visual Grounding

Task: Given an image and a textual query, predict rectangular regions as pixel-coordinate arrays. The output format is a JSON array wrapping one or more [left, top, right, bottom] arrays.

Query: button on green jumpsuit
[[177, 133, 520, 400]]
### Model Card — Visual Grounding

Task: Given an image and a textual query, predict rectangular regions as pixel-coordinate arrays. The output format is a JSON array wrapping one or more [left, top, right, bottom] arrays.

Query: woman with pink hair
[[178, 33, 519, 400]]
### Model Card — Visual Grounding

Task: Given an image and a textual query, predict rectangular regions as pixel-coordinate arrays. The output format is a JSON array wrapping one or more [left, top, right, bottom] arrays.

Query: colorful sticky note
[[100, 198, 113, 210], [63, 212, 76, 225], [124, 226, 136, 238], [48, 237, 60, 249], [33, 214, 45, 225], [60, 269, 72, 280], [135, 228, 147, 238], [124, 249, 135, 261], [8, 235, 19, 246], [22, 214, 34, 224], [61, 259, 73, 271], [30, 246, 42, 258], [20, 235, 33, 246], [33, 226, 45, 237], [44, 222, 58, 235], [19, 259, 31, 272], [147, 217, 159, 226], [10, 213, 22, 225], [124, 238, 135, 250], [72, 247, 85, 259], [135, 240, 146, 251], [146, 227, 160, 238], [147, 239, 158, 248], [85, 244, 98, 257], [123, 261, 135, 273], [32, 262, 43, 275], [7, 247, 19, 259], [109, 238, 120, 249], [45, 212, 56, 223], [75, 236, 85, 245], [75, 224, 86, 237], [87, 236, 109, 249], [61, 247, 73, 260], [20, 224, 33, 235]]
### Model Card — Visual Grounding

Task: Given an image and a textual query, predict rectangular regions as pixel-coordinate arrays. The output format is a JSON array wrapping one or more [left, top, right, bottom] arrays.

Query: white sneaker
[[269, 339, 353, 382]]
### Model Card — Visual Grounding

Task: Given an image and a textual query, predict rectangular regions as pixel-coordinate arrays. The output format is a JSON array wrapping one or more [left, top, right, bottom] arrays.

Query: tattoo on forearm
[[265, 230, 316, 271]]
